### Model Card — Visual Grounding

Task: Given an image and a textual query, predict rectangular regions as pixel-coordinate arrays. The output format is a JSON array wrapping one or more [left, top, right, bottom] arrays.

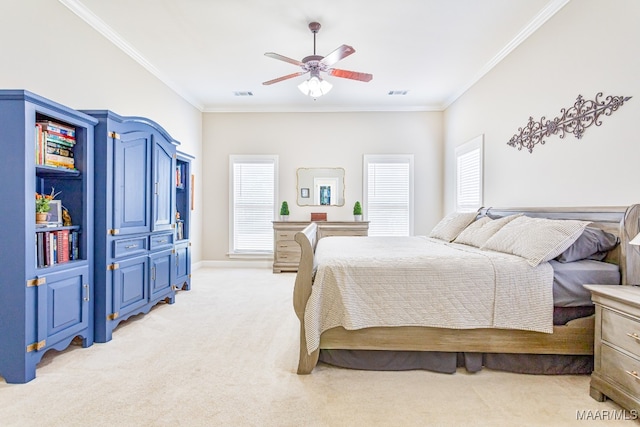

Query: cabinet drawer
[[150, 233, 174, 250], [601, 344, 640, 398], [602, 309, 640, 357], [113, 237, 148, 258]]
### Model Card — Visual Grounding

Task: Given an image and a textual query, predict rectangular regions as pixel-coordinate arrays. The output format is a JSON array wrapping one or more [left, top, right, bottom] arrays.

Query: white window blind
[[364, 155, 414, 236], [455, 135, 483, 212], [229, 155, 278, 254]]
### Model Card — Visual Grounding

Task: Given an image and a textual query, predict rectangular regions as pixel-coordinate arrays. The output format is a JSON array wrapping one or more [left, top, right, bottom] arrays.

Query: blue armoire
[[84, 110, 181, 343]]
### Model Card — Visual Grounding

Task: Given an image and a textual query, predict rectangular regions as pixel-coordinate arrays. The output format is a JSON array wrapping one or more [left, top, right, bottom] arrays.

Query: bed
[[292, 205, 640, 375]]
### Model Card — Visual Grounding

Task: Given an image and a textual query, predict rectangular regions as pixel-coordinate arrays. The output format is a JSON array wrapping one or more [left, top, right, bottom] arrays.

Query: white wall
[[444, 0, 640, 211], [202, 111, 443, 261], [0, 0, 203, 262]]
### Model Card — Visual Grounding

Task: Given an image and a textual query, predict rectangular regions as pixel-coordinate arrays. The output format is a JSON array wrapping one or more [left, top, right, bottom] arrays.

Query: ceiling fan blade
[[320, 44, 356, 67], [264, 52, 304, 66], [327, 68, 373, 82], [262, 71, 308, 85]]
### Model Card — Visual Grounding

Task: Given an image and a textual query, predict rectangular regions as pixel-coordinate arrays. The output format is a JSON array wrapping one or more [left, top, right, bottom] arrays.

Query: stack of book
[[35, 120, 76, 169], [35, 229, 79, 268]]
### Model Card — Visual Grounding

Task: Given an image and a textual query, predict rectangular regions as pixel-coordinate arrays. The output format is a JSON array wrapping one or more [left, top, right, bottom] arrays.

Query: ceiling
[[60, 0, 568, 112]]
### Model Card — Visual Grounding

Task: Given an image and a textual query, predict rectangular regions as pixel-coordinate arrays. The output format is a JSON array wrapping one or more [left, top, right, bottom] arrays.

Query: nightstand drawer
[[602, 309, 640, 357], [276, 248, 301, 261], [601, 345, 640, 397]]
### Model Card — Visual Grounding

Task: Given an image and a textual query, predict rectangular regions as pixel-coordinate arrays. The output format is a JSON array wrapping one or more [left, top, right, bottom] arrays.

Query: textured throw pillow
[[454, 214, 523, 248], [555, 227, 619, 263], [429, 211, 479, 242], [481, 216, 590, 267]]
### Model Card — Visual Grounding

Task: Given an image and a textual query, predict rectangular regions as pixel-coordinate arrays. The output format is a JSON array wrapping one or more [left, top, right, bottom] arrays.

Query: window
[[363, 154, 414, 236], [455, 135, 483, 212], [229, 155, 278, 256]]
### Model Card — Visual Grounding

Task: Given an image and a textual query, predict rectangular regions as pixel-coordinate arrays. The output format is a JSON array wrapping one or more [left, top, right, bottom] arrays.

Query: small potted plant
[[35, 188, 60, 224], [353, 201, 363, 221], [280, 201, 290, 221]]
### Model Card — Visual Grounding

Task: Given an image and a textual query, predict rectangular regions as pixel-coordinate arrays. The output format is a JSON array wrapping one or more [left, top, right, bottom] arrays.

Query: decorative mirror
[[296, 167, 345, 207]]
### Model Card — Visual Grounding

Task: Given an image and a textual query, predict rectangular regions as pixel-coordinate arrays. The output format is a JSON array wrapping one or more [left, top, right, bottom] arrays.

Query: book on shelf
[[44, 152, 75, 169], [70, 230, 79, 260], [36, 120, 76, 138], [45, 131, 76, 146], [56, 229, 70, 263], [36, 229, 77, 267], [46, 141, 74, 158]]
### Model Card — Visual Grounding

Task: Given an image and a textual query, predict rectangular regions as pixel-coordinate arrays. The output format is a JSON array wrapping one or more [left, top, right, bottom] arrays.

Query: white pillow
[[454, 214, 522, 248], [429, 211, 478, 242], [481, 216, 590, 267]]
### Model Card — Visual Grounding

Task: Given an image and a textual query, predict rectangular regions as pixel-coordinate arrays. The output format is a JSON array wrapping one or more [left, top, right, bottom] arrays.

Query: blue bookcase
[[0, 90, 97, 383], [175, 151, 194, 290]]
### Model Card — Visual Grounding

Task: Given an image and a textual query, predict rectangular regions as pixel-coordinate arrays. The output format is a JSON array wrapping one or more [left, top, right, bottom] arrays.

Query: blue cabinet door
[[152, 139, 175, 232], [43, 266, 92, 347], [174, 242, 190, 290], [150, 248, 173, 301], [113, 131, 151, 235], [112, 255, 149, 319]]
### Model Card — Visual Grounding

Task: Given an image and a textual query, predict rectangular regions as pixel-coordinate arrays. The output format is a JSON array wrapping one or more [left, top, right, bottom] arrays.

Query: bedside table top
[[584, 284, 640, 308]]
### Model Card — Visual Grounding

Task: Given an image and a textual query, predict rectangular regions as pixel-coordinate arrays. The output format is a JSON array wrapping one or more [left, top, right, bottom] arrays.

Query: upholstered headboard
[[478, 205, 640, 285]]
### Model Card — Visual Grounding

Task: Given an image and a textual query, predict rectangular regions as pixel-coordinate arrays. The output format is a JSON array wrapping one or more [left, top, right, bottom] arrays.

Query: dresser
[[585, 284, 640, 413], [273, 221, 369, 273]]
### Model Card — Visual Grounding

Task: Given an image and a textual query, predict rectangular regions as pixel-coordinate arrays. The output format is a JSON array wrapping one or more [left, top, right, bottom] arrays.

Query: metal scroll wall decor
[[507, 92, 631, 153]]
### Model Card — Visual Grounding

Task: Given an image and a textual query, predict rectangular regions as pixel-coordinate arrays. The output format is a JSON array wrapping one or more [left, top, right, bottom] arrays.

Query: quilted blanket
[[304, 236, 554, 354]]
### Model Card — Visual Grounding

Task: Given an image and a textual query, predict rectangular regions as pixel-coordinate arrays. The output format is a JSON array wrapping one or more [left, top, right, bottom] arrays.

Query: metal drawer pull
[[157, 239, 168, 243], [625, 370, 640, 381], [124, 244, 139, 249], [626, 332, 640, 341]]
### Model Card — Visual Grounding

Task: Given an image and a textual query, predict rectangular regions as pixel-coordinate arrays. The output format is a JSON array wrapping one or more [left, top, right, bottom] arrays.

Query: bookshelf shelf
[[0, 90, 96, 384], [36, 165, 81, 177]]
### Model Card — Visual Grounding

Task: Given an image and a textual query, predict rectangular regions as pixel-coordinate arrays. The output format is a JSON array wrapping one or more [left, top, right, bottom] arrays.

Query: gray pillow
[[555, 227, 619, 263]]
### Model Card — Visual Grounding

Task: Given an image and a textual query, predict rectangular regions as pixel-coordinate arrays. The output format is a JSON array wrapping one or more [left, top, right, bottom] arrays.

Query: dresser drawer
[[320, 229, 368, 238], [601, 344, 640, 397], [276, 230, 297, 241], [150, 233, 174, 250], [113, 236, 148, 259], [602, 309, 640, 357]]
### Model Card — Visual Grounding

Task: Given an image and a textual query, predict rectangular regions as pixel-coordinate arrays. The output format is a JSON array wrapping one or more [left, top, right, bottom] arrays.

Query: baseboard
[[192, 259, 272, 270]]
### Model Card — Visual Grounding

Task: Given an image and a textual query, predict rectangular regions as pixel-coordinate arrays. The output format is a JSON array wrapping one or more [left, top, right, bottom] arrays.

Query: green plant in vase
[[353, 201, 363, 221], [280, 201, 290, 221]]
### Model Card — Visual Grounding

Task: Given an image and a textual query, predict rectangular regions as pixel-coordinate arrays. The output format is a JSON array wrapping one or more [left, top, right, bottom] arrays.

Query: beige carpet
[[0, 267, 629, 426]]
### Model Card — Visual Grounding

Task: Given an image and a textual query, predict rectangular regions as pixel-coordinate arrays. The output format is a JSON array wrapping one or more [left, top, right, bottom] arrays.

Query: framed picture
[[48, 200, 63, 226], [301, 187, 310, 198]]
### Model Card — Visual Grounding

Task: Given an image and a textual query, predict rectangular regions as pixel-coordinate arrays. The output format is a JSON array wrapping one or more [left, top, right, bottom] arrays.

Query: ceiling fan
[[262, 22, 373, 98]]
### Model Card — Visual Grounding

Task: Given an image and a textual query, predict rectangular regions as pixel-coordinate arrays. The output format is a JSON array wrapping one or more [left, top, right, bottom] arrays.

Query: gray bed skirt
[[318, 306, 595, 375]]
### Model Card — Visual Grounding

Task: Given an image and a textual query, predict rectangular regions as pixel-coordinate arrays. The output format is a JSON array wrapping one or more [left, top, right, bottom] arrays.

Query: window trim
[[455, 135, 484, 212], [228, 154, 279, 258], [363, 154, 414, 236]]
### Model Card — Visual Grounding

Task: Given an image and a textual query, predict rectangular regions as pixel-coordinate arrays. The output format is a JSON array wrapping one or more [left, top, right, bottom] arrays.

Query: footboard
[[293, 222, 319, 374]]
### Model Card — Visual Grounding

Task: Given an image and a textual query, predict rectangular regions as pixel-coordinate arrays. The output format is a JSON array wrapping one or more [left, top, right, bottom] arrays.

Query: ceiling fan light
[[298, 76, 332, 97]]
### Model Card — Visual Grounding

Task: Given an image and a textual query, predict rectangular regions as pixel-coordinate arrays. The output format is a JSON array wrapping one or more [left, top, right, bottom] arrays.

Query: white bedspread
[[304, 236, 554, 354]]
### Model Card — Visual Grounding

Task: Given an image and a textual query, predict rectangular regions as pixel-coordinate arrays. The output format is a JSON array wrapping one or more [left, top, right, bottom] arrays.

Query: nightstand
[[584, 284, 640, 412]]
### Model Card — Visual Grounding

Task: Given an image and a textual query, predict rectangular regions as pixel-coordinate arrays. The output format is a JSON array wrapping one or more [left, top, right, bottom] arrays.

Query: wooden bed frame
[[292, 205, 640, 374]]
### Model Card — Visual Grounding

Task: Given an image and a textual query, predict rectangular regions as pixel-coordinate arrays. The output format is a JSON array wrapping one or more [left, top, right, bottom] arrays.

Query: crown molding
[[58, 0, 204, 111], [443, 0, 571, 109]]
